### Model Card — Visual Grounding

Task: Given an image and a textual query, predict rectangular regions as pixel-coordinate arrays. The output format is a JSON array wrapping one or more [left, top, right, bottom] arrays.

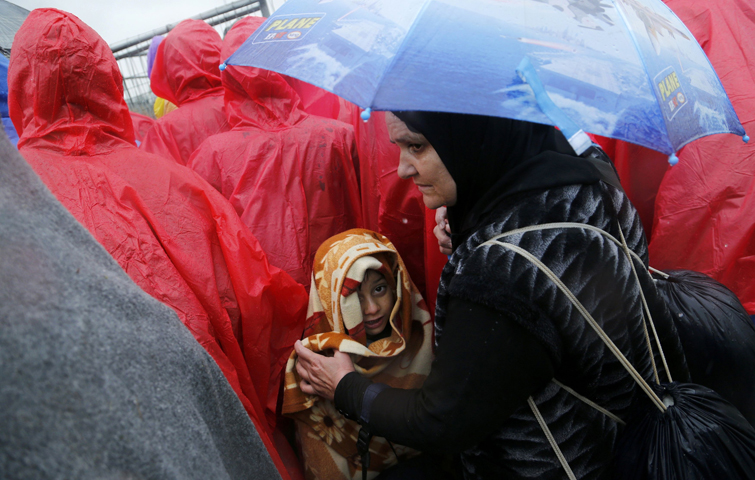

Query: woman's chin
[[422, 195, 442, 210]]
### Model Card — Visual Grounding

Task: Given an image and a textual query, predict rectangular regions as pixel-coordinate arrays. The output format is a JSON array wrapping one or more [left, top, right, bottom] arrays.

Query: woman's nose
[[396, 153, 416, 179]]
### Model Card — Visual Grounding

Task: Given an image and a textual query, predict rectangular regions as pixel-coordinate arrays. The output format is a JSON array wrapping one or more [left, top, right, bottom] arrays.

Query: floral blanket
[[283, 229, 434, 479]]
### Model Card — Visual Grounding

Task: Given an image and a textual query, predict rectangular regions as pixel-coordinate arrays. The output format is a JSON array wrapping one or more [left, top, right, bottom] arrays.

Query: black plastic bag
[[613, 382, 755, 480], [653, 269, 755, 426]]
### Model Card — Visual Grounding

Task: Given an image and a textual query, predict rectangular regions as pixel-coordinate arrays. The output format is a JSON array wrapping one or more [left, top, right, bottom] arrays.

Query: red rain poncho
[[130, 111, 155, 144], [284, 75, 355, 125], [8, 11, 308, 475], [139, 19, 229, 165], [189, 17, 362, 286], [277, 75, 433, 301]]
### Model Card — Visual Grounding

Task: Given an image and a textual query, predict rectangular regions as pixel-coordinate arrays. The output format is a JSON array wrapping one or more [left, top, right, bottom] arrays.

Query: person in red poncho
[[8, 10, 308, 477], [139, 19, 229, 165], [130, 111, 155, 145], [275, 54, 435, 303], [284, 74, 355, 125], [189, 16, 362, 287]]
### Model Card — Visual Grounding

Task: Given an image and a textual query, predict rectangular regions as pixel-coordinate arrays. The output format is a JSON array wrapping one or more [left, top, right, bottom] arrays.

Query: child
[[282, 229, 434, 480]]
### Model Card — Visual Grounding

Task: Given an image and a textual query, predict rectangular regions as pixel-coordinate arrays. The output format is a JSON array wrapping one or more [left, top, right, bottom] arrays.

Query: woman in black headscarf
[[294, 112, 689, 479]]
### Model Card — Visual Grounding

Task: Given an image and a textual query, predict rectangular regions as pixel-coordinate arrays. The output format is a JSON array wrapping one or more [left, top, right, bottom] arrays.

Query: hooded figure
[[283, 229, 434, 479], [0, 127, 281, 480], [189, 16, 362, 287], [140, 19, 229, 165], [8, 11, 308, 476]]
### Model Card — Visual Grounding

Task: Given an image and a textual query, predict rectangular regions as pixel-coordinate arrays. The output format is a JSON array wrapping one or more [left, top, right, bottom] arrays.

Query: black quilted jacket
[[334, 180, 689, 479], [435, 181, 689, 479]]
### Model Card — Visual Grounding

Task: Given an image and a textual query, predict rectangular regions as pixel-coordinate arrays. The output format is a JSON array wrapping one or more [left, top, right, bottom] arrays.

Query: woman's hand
[[294, 340, 355, 401], [434, 206, 452, 255]]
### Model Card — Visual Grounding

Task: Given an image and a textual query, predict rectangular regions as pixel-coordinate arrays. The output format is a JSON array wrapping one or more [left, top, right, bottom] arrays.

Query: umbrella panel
[[227, 0, 744, 155]]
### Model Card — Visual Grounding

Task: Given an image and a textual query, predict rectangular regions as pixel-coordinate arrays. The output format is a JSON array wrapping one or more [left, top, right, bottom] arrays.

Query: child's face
[[357, 269, 395, 336]]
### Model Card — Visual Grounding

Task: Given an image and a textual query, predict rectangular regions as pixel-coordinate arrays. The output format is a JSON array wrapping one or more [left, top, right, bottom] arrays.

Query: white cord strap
[[552, 379, 626, 426], [649, 266, 669, 279], [488, 240, 667, 413], [528, 397, 578, 480], [615, 222, 672, 382]]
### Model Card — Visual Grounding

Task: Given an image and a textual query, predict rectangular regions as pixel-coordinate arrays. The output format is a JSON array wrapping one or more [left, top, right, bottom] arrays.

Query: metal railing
[[111, 0, 271, 117]]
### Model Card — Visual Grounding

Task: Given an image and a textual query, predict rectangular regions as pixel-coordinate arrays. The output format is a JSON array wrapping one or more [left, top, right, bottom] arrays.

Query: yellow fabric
[[284, 229, 434, 480], [153, 97, 177, 119]]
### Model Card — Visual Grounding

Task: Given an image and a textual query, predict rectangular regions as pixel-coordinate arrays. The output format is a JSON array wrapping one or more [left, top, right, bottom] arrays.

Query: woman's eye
[[409, 143, 423, 153], [374, 285, 386, 295]]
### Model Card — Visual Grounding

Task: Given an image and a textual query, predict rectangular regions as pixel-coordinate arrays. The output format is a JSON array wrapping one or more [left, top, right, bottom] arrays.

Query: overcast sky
[[10, 0, 285, 45]]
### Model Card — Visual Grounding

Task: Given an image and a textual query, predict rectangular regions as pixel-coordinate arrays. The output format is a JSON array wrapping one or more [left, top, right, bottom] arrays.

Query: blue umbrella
[[224, 0, 746, 161]]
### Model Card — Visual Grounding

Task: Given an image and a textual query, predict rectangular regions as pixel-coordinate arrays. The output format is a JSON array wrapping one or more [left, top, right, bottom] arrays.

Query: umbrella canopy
[[225, 0, 746, 157], [0, 0, 29, 58]]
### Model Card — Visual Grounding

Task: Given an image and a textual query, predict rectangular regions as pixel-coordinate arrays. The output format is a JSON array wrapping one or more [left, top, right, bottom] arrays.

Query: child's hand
[[295, 340, 355, 400], [434, 206, 452, 255]]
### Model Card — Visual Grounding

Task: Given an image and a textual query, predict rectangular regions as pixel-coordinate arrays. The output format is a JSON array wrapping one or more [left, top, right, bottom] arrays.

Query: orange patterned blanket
[[283, 229, 434, 480]]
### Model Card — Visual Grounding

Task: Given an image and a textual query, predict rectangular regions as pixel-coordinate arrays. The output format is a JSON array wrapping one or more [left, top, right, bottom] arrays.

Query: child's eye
[[374, 285, 386, 295]]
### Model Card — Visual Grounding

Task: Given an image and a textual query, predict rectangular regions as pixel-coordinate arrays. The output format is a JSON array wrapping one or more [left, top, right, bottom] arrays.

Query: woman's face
[[386, 113, 457, 210], [357, 269, 395, 336]]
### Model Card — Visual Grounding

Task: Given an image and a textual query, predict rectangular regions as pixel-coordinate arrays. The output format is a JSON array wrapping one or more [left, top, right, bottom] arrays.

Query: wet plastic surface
[[653, 269, 755, 426], [614, 382, 755, 480]]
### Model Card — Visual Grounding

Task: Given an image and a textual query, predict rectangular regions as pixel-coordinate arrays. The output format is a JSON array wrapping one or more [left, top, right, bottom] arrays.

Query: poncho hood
[[221, 16, 306, 130], [8, 9, 136, 154], [150, 19, 224, 107]]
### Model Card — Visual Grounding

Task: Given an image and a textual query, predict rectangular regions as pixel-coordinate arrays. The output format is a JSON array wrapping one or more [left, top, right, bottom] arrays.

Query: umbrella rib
[[606, 0, 674, 154], [366, 0, 433, 111]]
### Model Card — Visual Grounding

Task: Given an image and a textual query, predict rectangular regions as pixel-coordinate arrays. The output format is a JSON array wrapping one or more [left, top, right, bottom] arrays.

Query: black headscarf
[[393, 111, 611, 249]]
